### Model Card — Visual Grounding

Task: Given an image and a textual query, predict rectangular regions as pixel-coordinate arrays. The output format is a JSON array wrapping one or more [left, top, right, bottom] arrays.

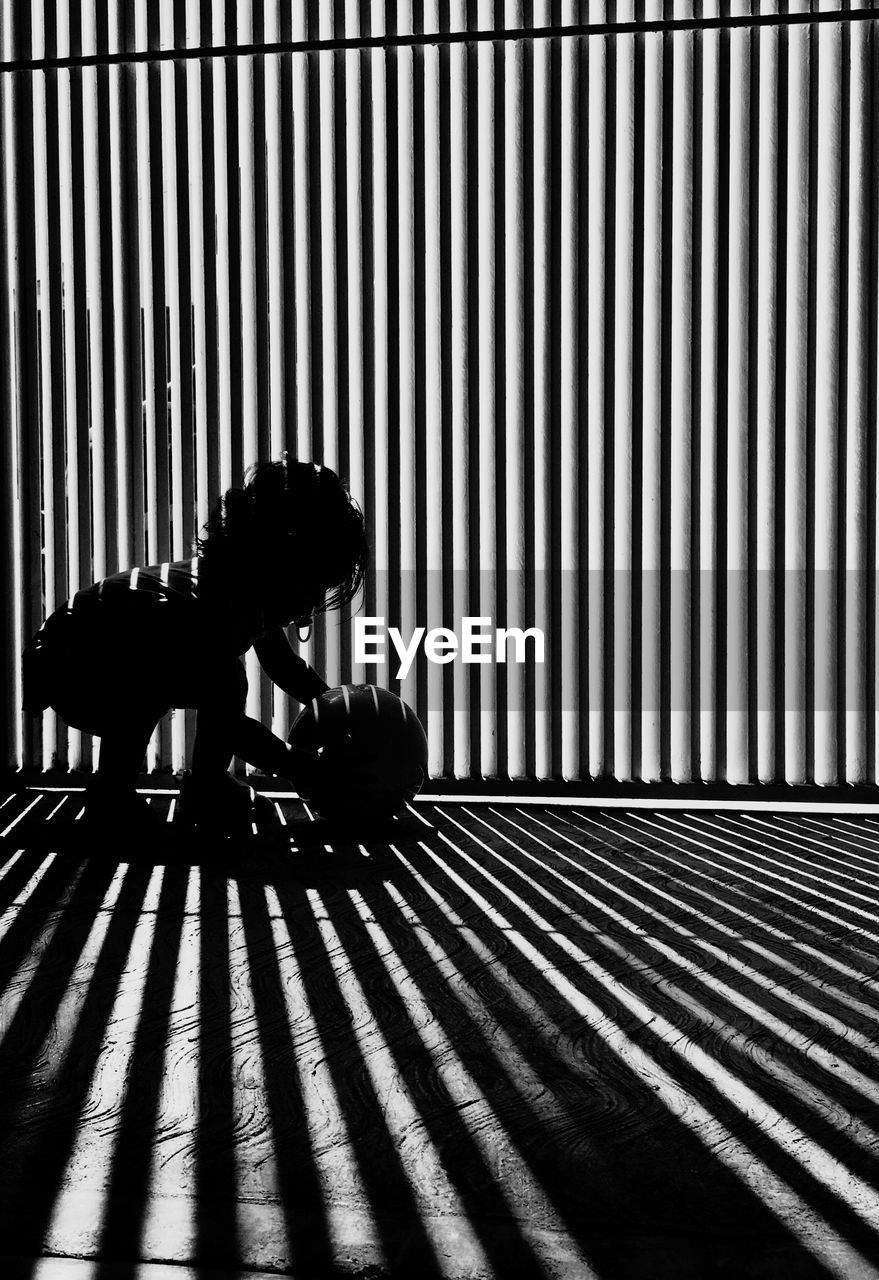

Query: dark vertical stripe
[[224, 52, 243, 483], [776, 14, 790, 783], [45, 69, 69, 607], [0, 77, 21, 766], [360, 41, 376, 624], [522, 31, 536, 780], [495, 35, 508, 774], [174, 58, 195, 551], [631, 15, 646, 781], [805, 21, 818, 780], [837, 12, 851, 781], [385, 36, 401, 690], [867, 21, 878, 781], [692, 22, 704, 777], [549, 30, 562, 778], [13, 62, 42, 767], [715, 12, 730, 782], [659, 7, 673, 780], [147, 60, 170, 562], [605, 14, 617, 778], [96, 62, 119, 571], [253, 40, 271, 461], [747, 25, 760, 783], [280, 50, 298, 453], [200, 53, 221, 508], [465, 38, 480, 763]]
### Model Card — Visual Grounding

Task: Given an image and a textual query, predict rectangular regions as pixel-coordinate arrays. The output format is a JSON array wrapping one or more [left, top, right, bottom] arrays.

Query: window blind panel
[[725, 8, 752, 784], [613, 2, 636, 785], [586, 20, 607, 780], [2, 10, 878, 788], [448, 4, 472, 779], [476, 14, 498, 779], [846, 20, 871, 784], [755, 5, 780, 783], [559, 7, 580, 781], [783, 5, 811, 785], [670, 17, 695, 783], [813, 19, 843, 786], [2, 72, 28, 772], [698, 1, 722, 785], [531, 1, 552, 781], [640, 2, 664, 783], [32, 49, 62, 772], [423, 2, 445, 775]]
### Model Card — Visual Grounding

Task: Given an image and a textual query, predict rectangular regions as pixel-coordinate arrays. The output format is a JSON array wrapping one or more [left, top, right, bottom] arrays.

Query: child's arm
[[253, 626, 330, 702]]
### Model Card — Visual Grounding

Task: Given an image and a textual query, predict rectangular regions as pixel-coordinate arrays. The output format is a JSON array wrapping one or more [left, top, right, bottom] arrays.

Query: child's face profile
[[259, 568, 326, 629]]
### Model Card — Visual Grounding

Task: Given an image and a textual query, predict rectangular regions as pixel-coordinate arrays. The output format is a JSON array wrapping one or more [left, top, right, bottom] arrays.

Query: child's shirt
[[24, 558, 320, 713], [75, 559, 267, 657]]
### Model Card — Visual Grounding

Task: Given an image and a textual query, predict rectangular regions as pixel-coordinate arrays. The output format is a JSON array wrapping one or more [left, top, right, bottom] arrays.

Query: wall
[[1, 3, 876, 783]]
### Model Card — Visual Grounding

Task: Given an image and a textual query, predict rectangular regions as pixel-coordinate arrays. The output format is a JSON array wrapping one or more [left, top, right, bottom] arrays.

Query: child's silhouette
[[22, 459, 368, 834]]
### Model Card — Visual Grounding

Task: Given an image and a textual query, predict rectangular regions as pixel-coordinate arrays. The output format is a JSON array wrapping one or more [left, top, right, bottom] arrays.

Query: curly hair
[[195, 458, 369, 617]]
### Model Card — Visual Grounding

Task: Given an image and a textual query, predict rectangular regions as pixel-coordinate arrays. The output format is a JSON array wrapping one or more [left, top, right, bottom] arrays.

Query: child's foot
[[83, 778, 167, 836], [177, 771, 254, 838]]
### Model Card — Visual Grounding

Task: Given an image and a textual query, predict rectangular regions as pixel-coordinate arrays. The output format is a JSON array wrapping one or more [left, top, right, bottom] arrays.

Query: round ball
[[288, 684, 428, 822]]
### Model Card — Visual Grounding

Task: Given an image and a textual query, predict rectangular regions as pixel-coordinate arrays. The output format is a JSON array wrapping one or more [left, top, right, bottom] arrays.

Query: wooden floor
[[1, 785, 878, 1279]]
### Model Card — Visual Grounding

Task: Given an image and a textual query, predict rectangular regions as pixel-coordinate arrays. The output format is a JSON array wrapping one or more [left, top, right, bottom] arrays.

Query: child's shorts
[[22, 600, 174, 735], [23, 593, 240, 736]]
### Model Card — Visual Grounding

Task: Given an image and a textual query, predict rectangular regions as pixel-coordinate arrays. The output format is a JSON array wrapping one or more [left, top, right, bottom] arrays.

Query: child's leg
[[86, 703, 166, 827], [191, 660, 249, 779], [97, 712, 161, 790], [187, 662, 268, 833]]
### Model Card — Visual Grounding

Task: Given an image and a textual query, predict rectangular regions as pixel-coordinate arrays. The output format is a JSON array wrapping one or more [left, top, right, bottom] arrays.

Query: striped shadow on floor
[[0, 787, 877, 1278]]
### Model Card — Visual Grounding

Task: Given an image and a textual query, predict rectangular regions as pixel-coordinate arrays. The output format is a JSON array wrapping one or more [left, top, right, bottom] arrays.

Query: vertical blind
[[1, 3, 877, 784]]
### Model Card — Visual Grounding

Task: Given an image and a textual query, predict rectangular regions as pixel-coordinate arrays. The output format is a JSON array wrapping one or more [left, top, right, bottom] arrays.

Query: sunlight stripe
[[0, 793, 42, 837], [306, 887, 490, 1278], [0, 848, 24, 883], [225, 880, 289, 1260], [613, 811, 879, 953], [557, 809, 879, 1030], [265, 887, 384, 1270], [41, 864, 135, 1081], [663, 812, 879, 930], [703, 813, 879, 901], [757, 814, 879, 874], [388, 844, 593, 1077], [382, 873, 609, 1137], [468, 809, 879, 1117], [569, 808, 879, 978], [347, 885, 596, 1274], [423, 831, 879, 1242], [793, 815, 879, 865], [44, 868, 164, 1254], [415, 834, 879, 1277], [0, 860, 87, 1024], [140, 867, 199, 1261]]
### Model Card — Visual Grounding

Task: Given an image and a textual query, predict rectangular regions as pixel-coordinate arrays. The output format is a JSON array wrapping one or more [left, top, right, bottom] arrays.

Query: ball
[[288, 684, 428, 822]]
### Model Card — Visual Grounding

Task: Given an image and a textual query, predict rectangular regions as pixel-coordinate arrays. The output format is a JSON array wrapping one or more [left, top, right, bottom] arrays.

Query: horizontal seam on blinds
[[2, 10, 879, 74]]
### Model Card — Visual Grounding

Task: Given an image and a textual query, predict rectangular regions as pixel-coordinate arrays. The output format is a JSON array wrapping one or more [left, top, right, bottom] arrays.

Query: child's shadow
[[6, 792, 416, 888]]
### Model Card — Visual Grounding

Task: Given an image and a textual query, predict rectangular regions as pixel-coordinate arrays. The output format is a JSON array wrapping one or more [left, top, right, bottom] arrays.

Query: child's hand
[[282, 743, 322, 795]]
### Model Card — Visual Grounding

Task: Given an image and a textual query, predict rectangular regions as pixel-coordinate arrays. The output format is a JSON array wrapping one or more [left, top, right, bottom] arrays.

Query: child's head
[[197, 459, 369, 626]]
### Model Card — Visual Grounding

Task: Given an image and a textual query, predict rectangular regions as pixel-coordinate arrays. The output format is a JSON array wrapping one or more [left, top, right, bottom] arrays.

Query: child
[[22, 458, 369, 835]]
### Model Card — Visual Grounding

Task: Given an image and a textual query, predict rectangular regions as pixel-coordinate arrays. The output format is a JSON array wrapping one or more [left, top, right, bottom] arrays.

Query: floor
[[0, 785, 878, 1278]]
